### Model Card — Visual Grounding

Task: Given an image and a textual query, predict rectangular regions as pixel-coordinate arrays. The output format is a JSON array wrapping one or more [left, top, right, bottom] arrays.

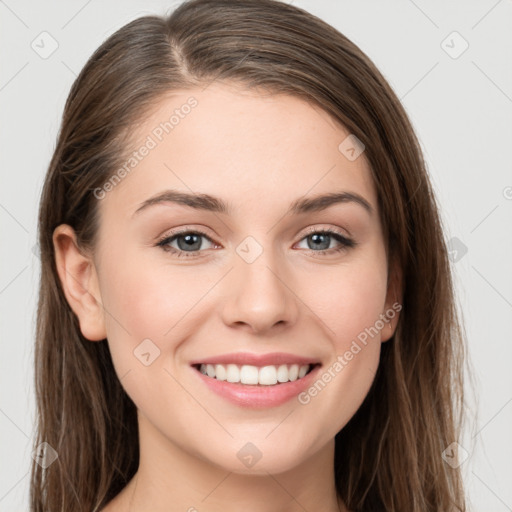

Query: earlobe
[[53, 224, 107, 342]]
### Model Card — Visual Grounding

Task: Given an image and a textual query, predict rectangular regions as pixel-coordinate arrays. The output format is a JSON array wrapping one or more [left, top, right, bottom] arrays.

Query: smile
[[190, 352, 322, 408], [195, 363, 313, 385]]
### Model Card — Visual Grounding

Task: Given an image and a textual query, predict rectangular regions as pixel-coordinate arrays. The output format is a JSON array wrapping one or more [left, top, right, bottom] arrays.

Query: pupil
[[310, 233, 329, 250], [179, 234, 201, 251]]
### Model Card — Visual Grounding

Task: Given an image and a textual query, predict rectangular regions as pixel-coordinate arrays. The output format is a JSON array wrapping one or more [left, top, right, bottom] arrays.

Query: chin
[[191, 432, 322, 477]]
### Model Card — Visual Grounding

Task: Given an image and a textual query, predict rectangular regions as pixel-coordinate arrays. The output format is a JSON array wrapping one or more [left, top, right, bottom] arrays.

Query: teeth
[[198, 363, 311, 385], [289, 364, 299, 381], [276, 364, 289, 383], [259, 365, 277, 385], [215, 364, 227, 381], [226, 364, 240, 383], [240, 365, 259, 385]]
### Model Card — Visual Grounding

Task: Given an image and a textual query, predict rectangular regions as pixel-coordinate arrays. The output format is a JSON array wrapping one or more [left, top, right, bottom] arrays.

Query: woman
[[31, 0, 467, 510]]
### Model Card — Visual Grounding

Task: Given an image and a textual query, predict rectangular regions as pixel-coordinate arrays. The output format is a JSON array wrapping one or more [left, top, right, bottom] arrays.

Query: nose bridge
[[221, 234, 298, 333]]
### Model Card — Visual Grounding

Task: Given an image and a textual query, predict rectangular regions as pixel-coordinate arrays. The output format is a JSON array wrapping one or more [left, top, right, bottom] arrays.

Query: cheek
[[293, 252, 387, 422], [100, 239, 213, 333], [97, 249, 223, 378], [97, 255, 204, 421], [304, 253, 388, 349]]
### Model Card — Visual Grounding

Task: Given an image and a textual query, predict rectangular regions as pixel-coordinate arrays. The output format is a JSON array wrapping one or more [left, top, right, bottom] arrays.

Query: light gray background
[[1, 1, 511, 510]]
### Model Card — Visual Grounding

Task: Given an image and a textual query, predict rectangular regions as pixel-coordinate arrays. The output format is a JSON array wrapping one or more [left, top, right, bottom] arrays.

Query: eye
[[156, 229, 217, 258], [156, 226, 356, 259], [295, 227, 356, 255]]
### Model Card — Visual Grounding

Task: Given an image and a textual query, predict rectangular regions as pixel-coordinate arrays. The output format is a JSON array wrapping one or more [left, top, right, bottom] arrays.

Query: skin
[[54, 82, 401, 512]]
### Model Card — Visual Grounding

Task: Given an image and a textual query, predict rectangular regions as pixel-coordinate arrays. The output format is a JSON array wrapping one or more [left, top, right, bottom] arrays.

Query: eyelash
[[156, 226, 356, 259]]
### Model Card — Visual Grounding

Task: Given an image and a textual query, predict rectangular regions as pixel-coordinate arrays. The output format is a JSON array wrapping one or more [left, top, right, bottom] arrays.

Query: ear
[[381, 258, 403, 343], [53, 224, 107, 341]]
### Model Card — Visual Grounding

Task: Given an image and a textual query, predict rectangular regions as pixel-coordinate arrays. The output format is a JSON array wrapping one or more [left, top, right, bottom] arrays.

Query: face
[[62, 82, 400, 475]]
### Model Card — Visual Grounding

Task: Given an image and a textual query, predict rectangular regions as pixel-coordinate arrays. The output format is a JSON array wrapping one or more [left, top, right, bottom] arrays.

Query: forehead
[[99, 82, 378, 221]]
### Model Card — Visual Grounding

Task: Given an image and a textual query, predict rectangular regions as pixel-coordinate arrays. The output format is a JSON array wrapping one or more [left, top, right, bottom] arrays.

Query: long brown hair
[[32, 0, 467, 510]]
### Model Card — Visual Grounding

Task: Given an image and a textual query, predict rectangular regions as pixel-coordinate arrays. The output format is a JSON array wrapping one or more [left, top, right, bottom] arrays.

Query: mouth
[[192, 362, 318, 386], [190, 353, 322, 408]]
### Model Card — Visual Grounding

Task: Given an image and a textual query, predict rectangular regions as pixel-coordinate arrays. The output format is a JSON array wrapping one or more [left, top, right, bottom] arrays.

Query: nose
[[220, 245, 299, 335]]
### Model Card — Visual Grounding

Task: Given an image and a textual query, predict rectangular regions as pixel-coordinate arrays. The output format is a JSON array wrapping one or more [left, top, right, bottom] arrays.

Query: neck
[[114, 413, 347, 512]]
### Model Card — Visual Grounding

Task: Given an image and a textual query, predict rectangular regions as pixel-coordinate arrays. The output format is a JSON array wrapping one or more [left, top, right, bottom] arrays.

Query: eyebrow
[[133, 189, 374, 217]]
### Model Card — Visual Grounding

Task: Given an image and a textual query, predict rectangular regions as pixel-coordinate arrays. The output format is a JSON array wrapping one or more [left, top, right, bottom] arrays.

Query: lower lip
[[193, 365, 321, 408]]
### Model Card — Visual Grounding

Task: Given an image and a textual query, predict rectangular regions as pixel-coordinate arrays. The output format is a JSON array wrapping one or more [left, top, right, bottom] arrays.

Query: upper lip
[[190, 352, 320, 367]]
